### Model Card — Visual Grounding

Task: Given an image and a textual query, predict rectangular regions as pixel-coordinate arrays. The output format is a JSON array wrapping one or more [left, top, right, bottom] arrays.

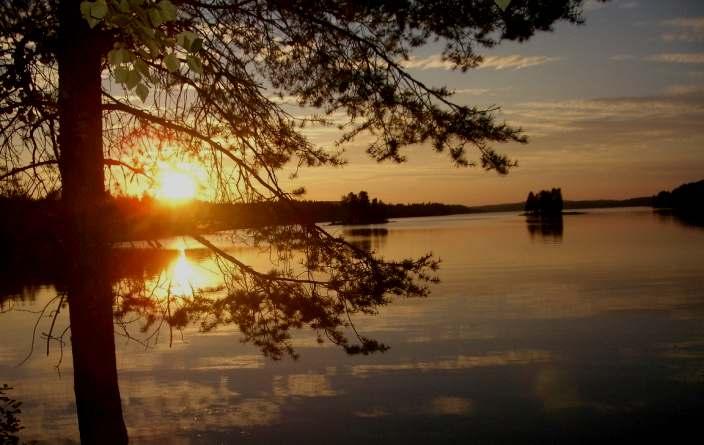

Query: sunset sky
[[287, 0, 704, 205]]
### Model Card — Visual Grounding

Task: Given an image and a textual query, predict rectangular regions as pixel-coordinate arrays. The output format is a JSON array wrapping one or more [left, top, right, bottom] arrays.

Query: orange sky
[[283, 0, 704, 205]]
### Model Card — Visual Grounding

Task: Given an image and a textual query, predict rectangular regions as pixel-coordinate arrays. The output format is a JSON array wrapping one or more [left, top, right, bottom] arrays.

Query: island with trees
[[652, 179, 704, 224], [524, 188, 564, 216]]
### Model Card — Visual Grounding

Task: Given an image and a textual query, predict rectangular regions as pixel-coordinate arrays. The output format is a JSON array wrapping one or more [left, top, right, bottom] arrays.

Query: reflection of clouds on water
[[534, 368, 581, 412], [191, 355, 265, 371], [431, 397, 474, 416], [351, 350, 552, 377], [3, 209, 704, 443], [353, 407, 389, 418], [273, 374, 337, 398]]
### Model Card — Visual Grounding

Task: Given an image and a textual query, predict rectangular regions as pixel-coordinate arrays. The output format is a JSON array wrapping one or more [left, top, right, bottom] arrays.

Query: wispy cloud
[[453, 88, 492, 95], [663, 84, 704, 96], [619, 1, 639, 9], [661, 17, 704, 42], [583, 0, 608, 12], [481, 55, 561, 70], [404, 54, 560, 71], [645, 53, 704, 64], [584, 0, 638, 12], [609, 54, 636, 61], [502, 94, 704, 142]]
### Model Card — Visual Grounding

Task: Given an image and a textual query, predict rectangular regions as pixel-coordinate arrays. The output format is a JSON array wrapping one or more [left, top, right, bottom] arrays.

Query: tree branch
[[1, 159, 151, 182]]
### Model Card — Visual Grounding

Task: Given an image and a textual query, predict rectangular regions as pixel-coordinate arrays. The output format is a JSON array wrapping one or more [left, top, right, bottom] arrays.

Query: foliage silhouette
[[525, 188, 564, 215], [1, 0, 599, 443], [338, 191, 389, 225], [0, 385, 23, 445]]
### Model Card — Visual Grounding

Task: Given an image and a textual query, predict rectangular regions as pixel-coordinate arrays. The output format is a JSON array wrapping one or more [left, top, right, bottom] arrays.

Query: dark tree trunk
[[57, 1, 128, 444]]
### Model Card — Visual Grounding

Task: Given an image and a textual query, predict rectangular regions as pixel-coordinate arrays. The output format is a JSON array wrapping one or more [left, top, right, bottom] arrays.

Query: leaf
[[157, 0, 177, 22], [115, 0, 130, 13], [108, 48, 124, 66], [125, 68, 140, 89], [134, 59, 150, 77], [80, 2, 92, 18], [495, 0, 511, 11], [114, 65, 129, 83], [177, 31, 197, 51], [135, 82, 149, 102], [148, 8, 163, 27], [91, 0, 108, 19], [163, 53, 179, 72], [186, 55, 203, 74], [189, 38, 203, 53]]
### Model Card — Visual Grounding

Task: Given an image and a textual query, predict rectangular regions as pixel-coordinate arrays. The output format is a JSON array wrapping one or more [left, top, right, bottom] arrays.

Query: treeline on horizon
[[6, 180, 702, 246], [652, 179, 704, 220]]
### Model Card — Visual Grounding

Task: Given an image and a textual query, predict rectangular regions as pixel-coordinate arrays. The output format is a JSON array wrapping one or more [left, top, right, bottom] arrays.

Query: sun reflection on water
[[164, 246, 221, 297]]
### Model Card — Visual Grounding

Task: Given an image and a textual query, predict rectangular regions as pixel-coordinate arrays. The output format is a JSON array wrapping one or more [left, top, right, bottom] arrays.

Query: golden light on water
[[170, 248, 196, 296]]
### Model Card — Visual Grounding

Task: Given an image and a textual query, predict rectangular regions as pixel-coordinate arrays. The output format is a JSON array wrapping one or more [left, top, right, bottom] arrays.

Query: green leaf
[[125, 68, 141, 89], [134, 59, 150, 77], [114, 65, 129, 83], [189, 38, 203, 53], [135, 82, 149, 102], [80, 2, 92, 18], [108, 48, 124, 66], [91, 0, 108, 19], [148, 8, 163, 26], [114, 0, 130, 12], [122, 49, 135, 63], [157, 0, 177, 22], [145, 39, 160, 58], [163, 53, 179, 72], [177, 31, 197, 51], [186, 55, 203, 74], [495, 0, 511, 11]]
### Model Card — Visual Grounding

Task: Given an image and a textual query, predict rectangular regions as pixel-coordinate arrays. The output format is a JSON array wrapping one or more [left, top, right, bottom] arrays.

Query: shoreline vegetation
[[2, 179, 701, 248], [0, 193, 651, 244]]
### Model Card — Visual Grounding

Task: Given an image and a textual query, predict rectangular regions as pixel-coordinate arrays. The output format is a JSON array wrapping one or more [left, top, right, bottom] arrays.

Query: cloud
[[404, 54, 561, 71], [585, 0, 638, 11], [453, 88, 492, 95], [645, 53, 704, 64], [481, 55, 562, 70], [661, 17, 704, 42], [609, 54, 636, 61], [501, 93, 704, 143], [663, 84, 704, 96], [618, 1, 639, 9], [583, 0, 608, 12]]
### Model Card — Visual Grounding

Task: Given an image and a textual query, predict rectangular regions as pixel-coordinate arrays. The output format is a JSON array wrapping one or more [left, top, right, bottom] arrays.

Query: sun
[[155, 162, 199, 202]]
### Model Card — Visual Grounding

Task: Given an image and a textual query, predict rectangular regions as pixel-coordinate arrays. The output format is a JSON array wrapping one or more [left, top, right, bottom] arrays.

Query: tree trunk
[[57, 1, 128, 444]]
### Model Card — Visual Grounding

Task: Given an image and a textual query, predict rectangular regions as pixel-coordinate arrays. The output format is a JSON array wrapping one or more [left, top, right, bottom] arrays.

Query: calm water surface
[[1, 208, 703, 443]]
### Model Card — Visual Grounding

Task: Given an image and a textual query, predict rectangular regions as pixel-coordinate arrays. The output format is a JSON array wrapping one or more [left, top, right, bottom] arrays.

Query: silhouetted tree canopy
[[340, 190, 388, 224], [652, 180, 704, 214], [525, 187, 563, 215], [0, 0, 595, 354], [1, 0, 598, 198], [0, 385, 23, 445]]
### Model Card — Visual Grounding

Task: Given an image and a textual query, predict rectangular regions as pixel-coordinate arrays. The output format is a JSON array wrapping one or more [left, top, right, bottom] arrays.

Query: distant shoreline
[[451, 196, 652, 215]]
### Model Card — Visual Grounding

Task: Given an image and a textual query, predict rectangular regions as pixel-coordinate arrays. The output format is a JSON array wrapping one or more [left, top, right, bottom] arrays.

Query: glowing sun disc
[[156, 165, 198, 202]]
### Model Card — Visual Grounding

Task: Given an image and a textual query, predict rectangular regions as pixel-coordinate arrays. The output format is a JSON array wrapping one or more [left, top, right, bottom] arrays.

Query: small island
[[336, 191, 389, 225], [524, 188, 564, 216]]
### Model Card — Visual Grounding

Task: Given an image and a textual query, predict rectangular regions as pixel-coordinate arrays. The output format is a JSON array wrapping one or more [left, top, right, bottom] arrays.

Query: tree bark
[[57, 1, 128, 444]]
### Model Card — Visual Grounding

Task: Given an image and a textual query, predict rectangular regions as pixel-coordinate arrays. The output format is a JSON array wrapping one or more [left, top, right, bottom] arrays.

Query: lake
[[1, 207, 703, 444]]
